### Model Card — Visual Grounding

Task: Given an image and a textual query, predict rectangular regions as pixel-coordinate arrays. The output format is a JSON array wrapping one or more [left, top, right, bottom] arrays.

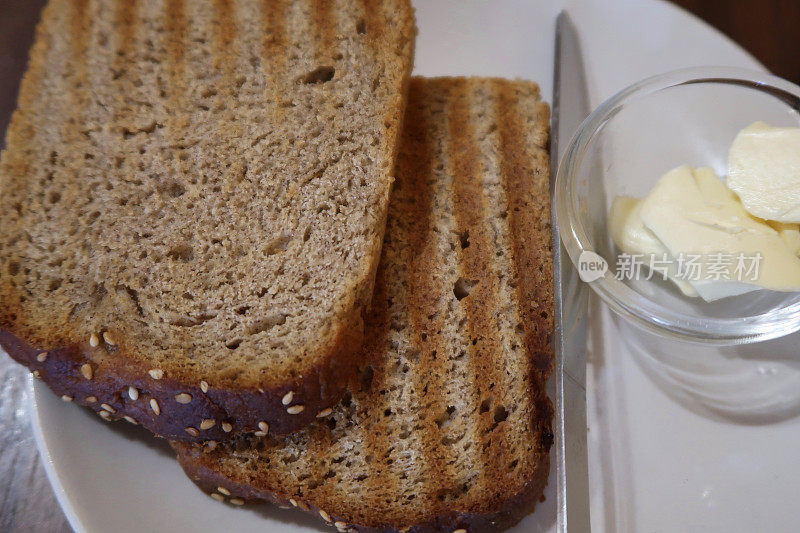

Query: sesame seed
[[86, 396, 97, 403], [185, 427, 199, 436], [200, 380, 209, 393], [317, 408, 333, 418], [211, 493, 225, 502], [148, 369, 164, 379], [319, 510, 331, 522], [36, 352, 48, 362], [287, 405, 305, 415], [281, 391, 294, 405], [334, 521, 347, 529], [175, 393, 192, 404], [123, 416, 138, 424], [453, 529, 467, 533], [258, 421, 269, 433], [150, 398, 160, 415], [102, 331, 116, 346], [89, 333, 100, 347], [81, 364, 93, 380], [128, 386, 139, 400], [221, 422, 232, 433], [205, 441, 218, 452], [254, 431, 266, 437], [289, 498, 298, 507], [200, 419, 216, 430], [61, 395, 73, 402], [32, 370, 41, 379], [99, 410, 111, 420], [100, 403, 116, 413], [217, 487, 231, 496], [230, 498, 244, 506]]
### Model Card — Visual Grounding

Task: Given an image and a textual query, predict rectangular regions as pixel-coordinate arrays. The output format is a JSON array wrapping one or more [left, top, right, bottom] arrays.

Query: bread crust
[[1, 309, 368, 440], [0, 0, 416, 442], [174, 417, 552, 533]]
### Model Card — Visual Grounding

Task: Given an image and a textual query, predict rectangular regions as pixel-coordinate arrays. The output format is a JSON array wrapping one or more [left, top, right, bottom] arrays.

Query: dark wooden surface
[[0, 1, 798, 532], [0, 0, 48, 147], [672, 0, 800, 84]]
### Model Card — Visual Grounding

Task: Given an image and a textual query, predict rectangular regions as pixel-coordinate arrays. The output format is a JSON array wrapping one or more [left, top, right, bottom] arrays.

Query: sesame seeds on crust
[[80, 364, 93, 380], [281, 391, 294, 405], [286, 405, 305, 415], [102, 331, 116, 346], [175, 393, 192, 404]]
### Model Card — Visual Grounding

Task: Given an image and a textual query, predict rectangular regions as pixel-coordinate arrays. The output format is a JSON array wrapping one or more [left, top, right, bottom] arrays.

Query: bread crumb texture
[[0, 0, 415, 394], [174, 77, 554, 532]]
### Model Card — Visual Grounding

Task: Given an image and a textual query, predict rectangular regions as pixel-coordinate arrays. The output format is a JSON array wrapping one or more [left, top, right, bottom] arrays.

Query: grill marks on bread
[[165, 0, 187, 66], [495, 80, 552, 378], [359, 0, 383, 39], [398, 85, 458, 510], [446, 82, 513, 485], [214, 0, 237, 55], [263, 0, 288, 51], [69, 0, 90, 63], [0, 0, 415, 440], [494, 81, 555, 452], [311, 0, 336, 55], [65, 0, 90, 147], [173, 77, 554, 531], [345, 257, 394, 514], [113, 0, 138, 64], [261, 0, 289, 107]]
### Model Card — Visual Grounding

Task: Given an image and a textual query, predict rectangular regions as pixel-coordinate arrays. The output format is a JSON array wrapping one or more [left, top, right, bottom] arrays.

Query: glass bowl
[[555, 67, 800, 345]]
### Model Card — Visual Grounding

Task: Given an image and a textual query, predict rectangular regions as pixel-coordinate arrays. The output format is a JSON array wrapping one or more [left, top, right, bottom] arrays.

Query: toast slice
[[173, 77, 554, 532], [0, 0, 415, 442]]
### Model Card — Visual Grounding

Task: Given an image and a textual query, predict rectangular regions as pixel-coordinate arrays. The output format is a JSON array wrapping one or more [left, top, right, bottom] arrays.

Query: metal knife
[[551, 10, 592, 533]]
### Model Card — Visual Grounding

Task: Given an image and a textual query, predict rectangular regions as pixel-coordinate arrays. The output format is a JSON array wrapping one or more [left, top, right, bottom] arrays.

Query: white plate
[[31, 1, 778, 532]]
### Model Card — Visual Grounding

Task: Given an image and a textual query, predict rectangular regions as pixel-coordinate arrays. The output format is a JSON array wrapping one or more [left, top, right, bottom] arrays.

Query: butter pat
[[609, 196, 698, 296], [768, 221, 800, 256], [727, 122, 800, 223], [639, 166, 800, 300]]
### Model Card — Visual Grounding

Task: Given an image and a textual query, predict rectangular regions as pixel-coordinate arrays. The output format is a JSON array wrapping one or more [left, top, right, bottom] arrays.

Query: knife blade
[[551, 10, 591, 533]]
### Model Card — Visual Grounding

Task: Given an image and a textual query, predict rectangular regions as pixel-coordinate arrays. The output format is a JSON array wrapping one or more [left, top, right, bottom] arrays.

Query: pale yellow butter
[[727, 122, 800, 223], [768, 221, 800, 256], [638, 166, 800, 300], [609, 196, 698, 296]]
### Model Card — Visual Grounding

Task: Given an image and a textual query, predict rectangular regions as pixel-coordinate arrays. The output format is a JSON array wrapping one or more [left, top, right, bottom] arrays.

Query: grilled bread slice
[[173, 77, 554, 532], [0, 0, 415, 442]]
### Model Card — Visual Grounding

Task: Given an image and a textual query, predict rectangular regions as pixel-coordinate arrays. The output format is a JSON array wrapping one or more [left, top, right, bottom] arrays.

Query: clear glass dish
[[555, 67, 800, 345]]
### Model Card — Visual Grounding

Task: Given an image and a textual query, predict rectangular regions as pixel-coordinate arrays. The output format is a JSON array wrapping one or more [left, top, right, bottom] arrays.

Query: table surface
[[0, 362, 71, 533], [1, 1, 798, 532]]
